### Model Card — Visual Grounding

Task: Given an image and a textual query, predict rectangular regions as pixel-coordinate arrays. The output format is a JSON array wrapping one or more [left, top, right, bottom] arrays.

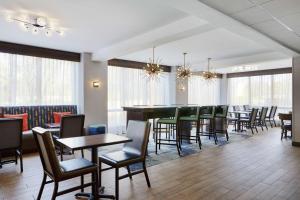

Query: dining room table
[[57, 133, 132, 199], [228, 110, 252, 132]]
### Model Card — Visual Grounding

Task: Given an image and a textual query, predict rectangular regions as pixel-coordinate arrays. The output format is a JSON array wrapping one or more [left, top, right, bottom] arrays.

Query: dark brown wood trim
[[192, 71, 223, 79], [227, 67, 292, 78], [292, 141, 300, 147], [108, 58, 172, 72], [0, 41, 80, 62]]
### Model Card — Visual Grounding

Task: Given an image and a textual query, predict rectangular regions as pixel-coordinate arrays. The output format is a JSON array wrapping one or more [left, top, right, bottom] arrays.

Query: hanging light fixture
[[7, 15, 65, 37], [177, 52, 192, 80], [144, 46, 163, 79], [201, 58, 218, 80]]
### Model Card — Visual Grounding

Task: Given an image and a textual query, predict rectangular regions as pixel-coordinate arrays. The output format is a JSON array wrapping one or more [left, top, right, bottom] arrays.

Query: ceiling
[[199, 0, 300, 53], [0, 0, 185, 52], [0, 0, 299, 71]]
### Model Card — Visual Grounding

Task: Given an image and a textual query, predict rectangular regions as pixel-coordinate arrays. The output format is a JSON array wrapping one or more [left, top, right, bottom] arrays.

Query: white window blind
[[0, 52, 79, 106]]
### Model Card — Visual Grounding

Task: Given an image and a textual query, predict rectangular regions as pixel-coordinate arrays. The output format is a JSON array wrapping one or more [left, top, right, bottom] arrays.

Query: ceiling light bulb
[[36, 17, 47, 27], [45, 30, 52, 37], [32, 27, 39, 34]]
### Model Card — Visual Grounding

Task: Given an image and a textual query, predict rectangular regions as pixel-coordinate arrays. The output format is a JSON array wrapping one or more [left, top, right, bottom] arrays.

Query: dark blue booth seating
[[0, 105, 77, 152]]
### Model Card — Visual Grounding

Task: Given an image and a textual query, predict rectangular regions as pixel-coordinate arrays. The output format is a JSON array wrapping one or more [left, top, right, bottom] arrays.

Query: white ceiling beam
[[92, 16, 215, 61], [191, 51, 290, 70], [154, 0, 298, 57]]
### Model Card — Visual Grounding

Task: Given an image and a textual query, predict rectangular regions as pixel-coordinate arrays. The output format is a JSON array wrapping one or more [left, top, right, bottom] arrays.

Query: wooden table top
[[57, 133, 132, 150], [228, 110, 251, 114]]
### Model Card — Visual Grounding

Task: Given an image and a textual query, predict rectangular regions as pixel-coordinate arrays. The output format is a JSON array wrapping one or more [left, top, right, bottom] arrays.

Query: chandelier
[[8, 15, 64, 37], [177, 53, 192, 80], [144, 47, 163, 79], [202, 58, 218, 80]]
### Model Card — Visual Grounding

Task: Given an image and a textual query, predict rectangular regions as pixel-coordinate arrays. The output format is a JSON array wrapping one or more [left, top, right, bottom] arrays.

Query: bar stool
[[197, 106, 217, 144], [214, 105, 229, 141], [156, 108, 181, 155], [179, 107, 201, 149]]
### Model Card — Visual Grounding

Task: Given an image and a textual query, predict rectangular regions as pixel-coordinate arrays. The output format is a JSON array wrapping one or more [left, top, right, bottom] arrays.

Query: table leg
[[237, 113, 241, 132], [91, 147, 115, 199]]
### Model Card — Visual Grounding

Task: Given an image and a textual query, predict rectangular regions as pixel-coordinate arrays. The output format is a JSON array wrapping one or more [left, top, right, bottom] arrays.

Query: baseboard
[[292, 141, 300, 147]]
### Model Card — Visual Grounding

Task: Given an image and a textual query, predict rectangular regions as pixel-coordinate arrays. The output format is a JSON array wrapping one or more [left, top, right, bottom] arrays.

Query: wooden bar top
[[123, 104, 200, 111], [57, 133, 132, 151]]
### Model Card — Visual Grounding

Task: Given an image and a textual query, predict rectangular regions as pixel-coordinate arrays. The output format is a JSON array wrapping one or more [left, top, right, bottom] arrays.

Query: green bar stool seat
[[156, 108, 181, 155], [179, 107, 201, 149]]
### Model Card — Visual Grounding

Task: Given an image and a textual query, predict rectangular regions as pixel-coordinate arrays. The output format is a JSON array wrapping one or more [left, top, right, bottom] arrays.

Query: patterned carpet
[[98, 128, 253, 171]]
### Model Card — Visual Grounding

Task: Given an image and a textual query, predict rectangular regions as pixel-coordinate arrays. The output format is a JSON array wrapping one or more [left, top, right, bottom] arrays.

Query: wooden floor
[[0, 127, 299, 200]]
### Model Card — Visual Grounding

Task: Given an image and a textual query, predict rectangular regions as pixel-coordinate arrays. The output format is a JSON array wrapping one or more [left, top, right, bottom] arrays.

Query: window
[[0, 52, 79, 106], [227, 73, 292, 113], [188, 75, 221, 105], [108, 66, 170, 133]]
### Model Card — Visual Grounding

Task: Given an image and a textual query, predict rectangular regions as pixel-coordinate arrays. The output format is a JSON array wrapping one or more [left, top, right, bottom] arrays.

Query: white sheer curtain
[[250, 75, 272, 106], [227, 73, 292, 113], [188, 75, 221, 105], [108, 66, 170, 133], [0, 52, 79, 106], [272, 73, 292, 113], [227, 77, 250, 105]]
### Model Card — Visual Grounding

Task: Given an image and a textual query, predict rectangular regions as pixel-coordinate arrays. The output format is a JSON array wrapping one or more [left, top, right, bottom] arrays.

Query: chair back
[[0, 119, 22, 150], [232, 106, 240, 118], [60, 115, 85, 138], [271, 106, 277, 118], [260, 107, 268, 121], [268, 106, 277, 118], [215, 105, 229, 118], [32, 127, 62, 179], [250, 108, 259, 125], [123, 120, 151, 159], [199, 106, 215, 116], [243, 105, 250, 111]]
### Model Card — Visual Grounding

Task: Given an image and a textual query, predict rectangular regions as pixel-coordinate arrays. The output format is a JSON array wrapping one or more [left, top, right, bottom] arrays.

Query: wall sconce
[[92, 81, 101, 88]]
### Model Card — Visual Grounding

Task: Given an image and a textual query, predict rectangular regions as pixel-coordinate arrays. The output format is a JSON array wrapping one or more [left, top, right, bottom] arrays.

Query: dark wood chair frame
[[266, 106, 277, 127], [0, 119, 23, 172], [256, 107, 269, 131], [279, 113, 292, 140], [99, 121, 151, 200], [33, 127, 98, 200], [54, 114, 85, 161], [239, 108, 259, 134]]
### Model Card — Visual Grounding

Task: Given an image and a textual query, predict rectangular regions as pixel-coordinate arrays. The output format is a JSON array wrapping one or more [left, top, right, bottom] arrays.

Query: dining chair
[[256, 107, 268, 131], [179, 107, 201, 149], [53, 114, 85, 161], [239, 108, 259, 134], [266, 106, 277, 127], [243, 105, 250, 111], [32, 127, 98, 200], [156, 108, 181, 155], [278, 113, 292, 139], [0, 118, 23, 172], [98, 120, 151, 200]]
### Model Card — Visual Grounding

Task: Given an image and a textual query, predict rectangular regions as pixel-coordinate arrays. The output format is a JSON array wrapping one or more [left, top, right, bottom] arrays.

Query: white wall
[[81, 53, 108, 127], [292, 56, 300, 145]]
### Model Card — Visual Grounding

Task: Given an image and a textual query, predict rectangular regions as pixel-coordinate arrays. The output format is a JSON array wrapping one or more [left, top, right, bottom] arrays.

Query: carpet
[[98, 129, 252, 171]]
